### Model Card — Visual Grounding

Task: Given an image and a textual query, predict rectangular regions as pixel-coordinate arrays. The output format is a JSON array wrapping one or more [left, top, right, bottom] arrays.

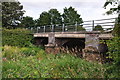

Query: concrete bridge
[[33, 18, 115, 62], [34, 31, 113, 53], [32, 17, 117, 63]]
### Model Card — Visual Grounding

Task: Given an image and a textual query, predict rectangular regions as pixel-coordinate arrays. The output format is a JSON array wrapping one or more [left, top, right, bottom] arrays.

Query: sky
[[18, 0, 117, 21]]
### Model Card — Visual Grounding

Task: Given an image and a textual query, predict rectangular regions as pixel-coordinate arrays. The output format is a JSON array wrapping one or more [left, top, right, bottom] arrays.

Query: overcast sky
[[18, 0, 117, 21]]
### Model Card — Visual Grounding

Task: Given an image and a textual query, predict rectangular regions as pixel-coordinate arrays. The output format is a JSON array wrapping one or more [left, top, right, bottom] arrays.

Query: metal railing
[[30, 17, 117, 33]]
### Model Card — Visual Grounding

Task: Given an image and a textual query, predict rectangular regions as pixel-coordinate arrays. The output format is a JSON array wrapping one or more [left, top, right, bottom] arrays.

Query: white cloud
[[19, 0, 102, 2], [18, 0, 117, 21]]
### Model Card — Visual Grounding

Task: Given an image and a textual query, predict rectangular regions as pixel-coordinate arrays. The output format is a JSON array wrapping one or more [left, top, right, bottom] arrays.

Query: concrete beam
[[34, 32, 113, 39]]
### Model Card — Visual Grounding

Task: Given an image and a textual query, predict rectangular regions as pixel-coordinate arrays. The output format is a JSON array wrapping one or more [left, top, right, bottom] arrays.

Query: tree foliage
[[104, 0, 120, 36], [37, 9, 62, 26], [49, 9, 62, 24], [62, 6, 83, 25], [20, 16, 35, 29], [93, 25, 104, 31], [2, 2, 25, 29], [104, 0, 120, 15], [36, 11, 51, 26]]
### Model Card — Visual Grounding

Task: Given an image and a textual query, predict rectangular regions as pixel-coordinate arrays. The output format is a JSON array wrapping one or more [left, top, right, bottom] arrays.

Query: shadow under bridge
[[57, 38, 85, 57]]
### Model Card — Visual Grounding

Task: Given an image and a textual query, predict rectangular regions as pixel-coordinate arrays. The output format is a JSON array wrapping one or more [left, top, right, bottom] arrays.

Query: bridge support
[[45, 33, 60, 54], [83, 34, 107, 63]]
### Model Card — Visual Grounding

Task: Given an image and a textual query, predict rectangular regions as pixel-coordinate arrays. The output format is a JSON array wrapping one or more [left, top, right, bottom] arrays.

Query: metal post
[[92, 20, 94, 31], [75, 21, 78, 32], [43, 26, 45, 33], [62, 23, 65, 32], [51, 25, 54, 32]]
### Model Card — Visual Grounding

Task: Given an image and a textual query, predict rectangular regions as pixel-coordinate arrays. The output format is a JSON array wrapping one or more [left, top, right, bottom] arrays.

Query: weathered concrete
[[34, 32, 113, 39], [82, 46, 105, 63], [34, 32, 112, 58]]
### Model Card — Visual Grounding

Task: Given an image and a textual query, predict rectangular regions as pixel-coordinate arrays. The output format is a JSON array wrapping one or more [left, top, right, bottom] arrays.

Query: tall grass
[[2, 45, 106, 78]]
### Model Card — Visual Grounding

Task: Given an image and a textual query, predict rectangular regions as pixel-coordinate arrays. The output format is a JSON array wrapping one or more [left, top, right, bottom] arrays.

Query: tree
[[93, 25, 103, 31], [104, 0, 120, 15], [48, 9, 62, 24], [62, 6, 83, 25], [37, 11, 51, 26], [2, 2, 25, 29], [20, 16, 35, 29], [77, 26, 86, 31], [104, 0, 120, 36]]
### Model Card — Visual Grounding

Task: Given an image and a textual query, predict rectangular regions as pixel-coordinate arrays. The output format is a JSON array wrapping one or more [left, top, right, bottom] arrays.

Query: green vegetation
[[62, 6, 83, 25], [2, 28, 33, 47], [93, 25, 104, 31], [20, 16, 35, 29], [2, 45, 105, 78], [77, 26, 86, 31], [2, 2, 25, 29], [1, 0, 120, 79], [105, 37, 120, 78], [2, 29, 120, 78], [104, 0, 120, 37], [36, 11, 51, 26]]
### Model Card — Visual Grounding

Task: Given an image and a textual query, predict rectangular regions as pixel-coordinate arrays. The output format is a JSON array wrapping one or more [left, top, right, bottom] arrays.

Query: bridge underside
[[34, 32, 111, 57]]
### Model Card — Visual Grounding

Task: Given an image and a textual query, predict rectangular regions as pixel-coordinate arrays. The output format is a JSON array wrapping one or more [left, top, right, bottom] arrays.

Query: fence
[[30, 17, 117, 33]]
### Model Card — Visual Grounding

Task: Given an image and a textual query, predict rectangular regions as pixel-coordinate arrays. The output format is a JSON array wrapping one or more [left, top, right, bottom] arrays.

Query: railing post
[[43, 26, 46, 33], [62, 23, 65, 32], [51, 25, 54, 32], [75, 21, 78, 32], [92, 20, 94, 31]]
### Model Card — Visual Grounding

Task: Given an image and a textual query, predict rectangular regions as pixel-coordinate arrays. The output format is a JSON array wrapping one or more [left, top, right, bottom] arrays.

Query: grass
[[2, 45, 119, 78]]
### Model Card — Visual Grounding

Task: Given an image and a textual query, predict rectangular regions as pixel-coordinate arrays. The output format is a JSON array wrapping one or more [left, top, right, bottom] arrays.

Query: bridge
[[33, 18, 116, 58]]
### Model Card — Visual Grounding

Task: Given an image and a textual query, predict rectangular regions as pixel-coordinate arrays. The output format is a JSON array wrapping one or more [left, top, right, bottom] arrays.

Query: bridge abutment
[[45, 33, 61, 54], [83, 33, 107, 63]]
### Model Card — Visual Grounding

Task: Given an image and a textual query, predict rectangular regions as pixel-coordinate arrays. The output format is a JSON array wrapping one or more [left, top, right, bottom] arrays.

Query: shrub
[[106, 37, 120, 64], [93, 25, 103, 31], [21, 45, 41, 56], [2, 45, 23, 60], [112, 23, 120, 37], [2, 28, 33, 47], [105, 37, 120, 78]]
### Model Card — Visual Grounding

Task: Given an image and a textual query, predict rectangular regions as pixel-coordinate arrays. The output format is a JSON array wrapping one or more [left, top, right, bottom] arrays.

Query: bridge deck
[[34, 32, 113, 39]]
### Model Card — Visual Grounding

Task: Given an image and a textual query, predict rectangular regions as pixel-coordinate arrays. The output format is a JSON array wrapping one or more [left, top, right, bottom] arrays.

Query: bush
[[105, 37, 120, 78], [112, 23, 120, 37], [21, 45, 41, 56], [2, 45, 24, 60], [2, 45, 43, 59], [93, 25, 103, 31], [2, 28, 33, 47]]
